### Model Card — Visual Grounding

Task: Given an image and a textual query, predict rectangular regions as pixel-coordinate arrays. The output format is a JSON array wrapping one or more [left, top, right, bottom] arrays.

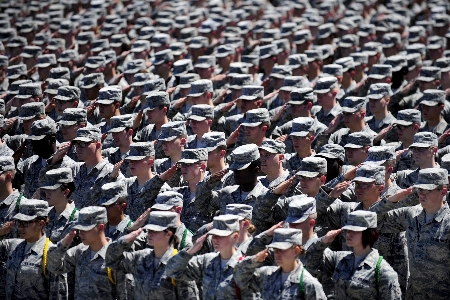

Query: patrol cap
[[316, 144, 345, 162], [290, 117, 316, 136], [178, 148, 208, 164], [382, 32, 401, 48], [99, 50, 116, 65], [345, 132, 374, 149], [358, 23, 376, 37], [318, 23, 336, 39], [201, 131, 226, 152], [242, 108, 270, 127], [241, 55, 259, 67], [408, 26, 426, 43], [433, 14, 450, 28], [216, 45, 234, 58], [91, 39, 109, 53], [350, 53, 368, 67], [436, 57, 450, 72], [28, 118, 57, 140], [77, 31, 95, 45], [13, 199, 49, 221], [294, 29, 312, 44], [18, 102, 45, 120], [239, 85, 264, 101], [285, 197, 316, 224], [440, 153, 450, 172], [385, 55, 407, 73], [152, 191, 184, 210], [188, 36, 208, 49], [41, 168, 73, 190], [188, 79, 213, 97], [406, 53, 423, 72], [158, 121, 187, 141], [368, 64, 392, 80], [259, 139, 286, 154], [427, 36, 446, 50], [20, 45, 42, 58], [297, 157, 327, 177], [267, 228, 302, 249], [110, 33, 129, 47], [178, 73, 200, 89], [316, 44, 334, 60], [7, 36, 27, 48], [226, 204, 252, 220], [58, 108, 87, 126], [131, 73, 152, 87], [188, 104, 214, 121], [305, 49, 323, 62], [259, 44, 278, 59], [420, 89, 446, 106], [0, 156, 15, 173], [229, 74, 253, 90], [144, 211, 179, 231], [289, 54, 307, 69], [417, 67, 441, 82], [342, 211, 377, 231], [410, 132, 438, 148], [73, 126, 102, 142], [342, 97, 366, 113], [280, 76, 309, 92], [229, 144, 260, 171], [270, 65, 292, 79], [80, 73, 104, 89], [363, 42, 382, 56], [289, 88, 315, 105], [366, 83, 392, 100], [35, 54, 57, 68], [47, 67, 70, 82], [194, 55, 216, 69], [73, 206, 107, 231], [97, 87, 122, 104], [15, 82, 42, 100], [322, 64, 343, 77], [413, 168, 449, 190], [54, 86, 81, 101], [314, 77, 338, 93], [353, 164, 385, 184], [339, 34, 359, 48], [33, 32, 51, 46], [208, 215, 240, 236], [153, 49, 174, 66], [363, 146, 395, 165], [126, 142, 155, 160], [131, 40, 150, 53], [143, 78, 166, 94], [144, 91, 170, 110], [85, 56, 105, 69], [98, 181, 128, 206], [173, 59, 193, 76], [108, 116, 132, 133], [124, 59, 146, 74], [228, 62, 249, 76], [151, 33, 170, 48]]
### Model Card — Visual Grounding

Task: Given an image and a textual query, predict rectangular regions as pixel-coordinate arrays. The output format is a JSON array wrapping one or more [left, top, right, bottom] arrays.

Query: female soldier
[[105, 211, 199, 300], [234, 228, 326, 299], [306, 210, 402, 299], [0, 199, 67, 299], [166, 214, 255, 300], [41, 168, 79, 243]]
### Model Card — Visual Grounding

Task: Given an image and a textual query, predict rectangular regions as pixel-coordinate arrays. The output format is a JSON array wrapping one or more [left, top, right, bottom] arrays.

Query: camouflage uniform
[[133, 124, 166, 159], [46, 202, 79, 243]]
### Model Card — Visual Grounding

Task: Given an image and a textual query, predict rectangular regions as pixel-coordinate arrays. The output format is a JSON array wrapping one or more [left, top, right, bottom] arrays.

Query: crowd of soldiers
[[0, 0, 450, 299]]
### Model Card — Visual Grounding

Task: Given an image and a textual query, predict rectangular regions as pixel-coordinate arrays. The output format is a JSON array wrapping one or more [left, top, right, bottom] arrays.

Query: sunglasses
[[73, 141, 94, 148]]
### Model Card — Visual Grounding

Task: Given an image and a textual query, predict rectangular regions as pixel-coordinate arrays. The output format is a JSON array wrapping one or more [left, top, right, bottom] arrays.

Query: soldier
[[105, 116, 134, 177], [419, 90, 448, 137], [186, 104, 214, 149], [315, 144, 346, 183], [284, 117, 317, 173], [169, 79, 214, 120], [52, 86, 82, 121], [365, 83, 397, 135], [241, 108, 270, 147], [167, 214, 255, 299], [313, 77, 342, 127], [0, 116, 14, 156], [307, 211, 402, 299], [0, 199, 67, 299], [47, 206, 129, 300], [393, 109, 422, 172], [234, 228, 327, 300], [57, 108, 89, 161], [154, 121, 188, 175], [343, 132, 373, 170], [96, 86, 124, 150], [258, 139, 290, 188], [106, 211, 199, 300]]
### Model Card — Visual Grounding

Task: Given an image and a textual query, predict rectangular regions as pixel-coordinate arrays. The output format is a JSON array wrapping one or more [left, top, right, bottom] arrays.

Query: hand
[[3, 117, 16, 131], [0, 93, 7, 99], [374, 124, 393, 143], [50, 142, 71, 165], [352, 78, 367, 93], [111, 160, 124, 179], [101, 133, 108, 144], [9, 56, 21, 64], [399, 79, 417, 96], [110, 74, 124, 85], [0, 221, 15, 236], [187, 234, 207, 255], [133, 110, 143, 130], [86, 100, 97, 117], [12, 141, 27, 164], [321, 229, 342, 244], [261, 77, 270, 88], [206, 222, 214, 232], [271, 104, 287, 123], [395, 149, 409, 161], [45, 98, 56, 113], [210, 168, 229, 182], [31, 188, 41, 200], [119, 50, 130, 60], [122, 85, 131, 94], [27, 67, 36, 77], [388, 187, 413, 203], [160, 164, 178, 181], [439, 127, 450, 144], [220, 98, 238, 113], [128, 208, 151, 231], [173, 97, 187, 110], [166, 86, 176, 95], [123, 228, 143, 244], [329, 181, 352, 199], [275, 134, 288, 143], [252, 248, 269, 263], [127, 95, 140, 109], [263, 89, 279, 102], [72, 67, 85, 77], [324, 114, 342, 134], [61, 230, 77, 247], [226, 125, 241, 146], [343, 165, 359, 181], [273, 176, 295, 195], [265, 221, 284, 237]]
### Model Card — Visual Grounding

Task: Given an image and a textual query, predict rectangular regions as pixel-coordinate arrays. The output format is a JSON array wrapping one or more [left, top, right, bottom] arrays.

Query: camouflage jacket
[[133, 123, 166, 159], [365, 113, 397, 133], [0, 235, 68, 300], [106, 148, 131, 178], [328, 126, 377, 148], [314, 103, 342, 127], [233, 257, 326, 300], [104, 215, 132, 242], [106, 238, 199, 300], [305, 241, 402, 300], [46, 202, 79, 244]]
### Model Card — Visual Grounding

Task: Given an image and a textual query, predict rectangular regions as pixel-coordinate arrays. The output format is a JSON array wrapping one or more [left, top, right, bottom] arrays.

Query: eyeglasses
[[354, 182, 376, 189], [291, 135, 311, 140], [397, 124, 413, 131], [410, 147, 430, 153], [16, 220, 39, 228], [56, 99, 75, 105], [177, 162, 201, 168], [342, 112, 357, 117], [73, 141, 94, 148]]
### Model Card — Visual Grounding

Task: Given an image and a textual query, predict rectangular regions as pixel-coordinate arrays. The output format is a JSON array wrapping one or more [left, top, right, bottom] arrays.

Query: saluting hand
[[61, 230, 77, 247], [265, 221, 284, 237], [128, 208, 151, 231], [123, 228, 143, 244], [50, 142, 71, 165], [160, 164, 178, 181], [273, 176, 295, 195], [187, 234, 207, 255], [329, 181, 352, 199], [253, 248, 269, 263], [321, 229, 342, 244]]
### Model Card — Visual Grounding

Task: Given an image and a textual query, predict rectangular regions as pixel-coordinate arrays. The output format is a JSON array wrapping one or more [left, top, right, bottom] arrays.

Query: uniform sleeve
[[379, 207, 411, 234], [46, 242, 78, 274], [303, 269, 328, 300], [194, 180, 220, 214], [165, 249, 205, 282], [305, 238, 339, 278], [379, 260, 403, 300], [105, 237, 136, 274], [233, 256, 266, 292]]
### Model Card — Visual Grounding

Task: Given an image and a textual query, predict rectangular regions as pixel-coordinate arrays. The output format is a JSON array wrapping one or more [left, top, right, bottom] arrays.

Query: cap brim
[[296, 171, 320, 177], [267, 241, 294, 250], [413, 183, 440, 190], [73, 137, 95, 142], [178, 158, 199, 164], [367, 94, 384, 100], [239, 95, 258, 100], [290, 131, 309, 137], [315, 153, 339, 160], [188, 115, 207, 121], [208, 228, 233, 236], [242, 121, 262, 127], [416, 77, 434, 82], [258, 146, 278, 154], [96, 100, 115, 104], [54, 95, 74, 101], [188, 92, 204, 97], [288, 100, 306, 105], [58, 120, 77, 126], [420, 100, 440, 106], [368, 74, 386, 80], [73, 223, 97, 231], [229, 161, 251, 171], [394, 120, 413, 126], [15, 95, 32, 99], [158, 136, 178, 142], [40, 183, 63, 190], [151, 203, 173, 210], [342, 225, 367, 231], [362, 160, 385, 166], [13, 213, 37, 221], [108, 127, 126, 133], [143, 224, 167, 231], [285, 214, 309, 224], [314, 89, 331, 94], [27, 135, 46, 140], [410, 143, 433, 148], [125, 155, 147, 161], [344, 143, 364, 149], [353, 177, 376, 183], [341, 107, 359, 113]]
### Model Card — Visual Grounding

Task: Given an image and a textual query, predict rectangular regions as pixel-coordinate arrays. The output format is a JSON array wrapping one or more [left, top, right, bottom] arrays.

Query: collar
[[90, 238, 111, 260], [324, 103, 342, 117], [159, 246, 177, 265], [86, 158, 109, 174], [27, 234, 49, 255], [420, 202, 450, 223], [115, 215, 132, 232], [0, 190, 20, 206]]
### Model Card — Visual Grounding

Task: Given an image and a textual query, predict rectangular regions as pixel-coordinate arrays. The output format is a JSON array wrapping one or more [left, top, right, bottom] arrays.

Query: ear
[[413, 123, 420, 131], [261, 125, 268, 133], [5, 173, 12, 182], [200, 162, 207, 171], [95, 141, 102, 149], [309, 218, 316, 227], [114, 102, 121, 108], [63, 188, 70, 198], [272, 56, 277, 63], [320, 174, 327, 184], [127, 128, 134, 136], [120, 203, 127, 210], [309, 135, 315, 141], [279, 153, 284, 161], [73, 101, 79, 108], [350, 70, 355, 76], [360, 110, 366, 118], [206, 91, 212, 99], [385, 78, 391, 84], [256, 99, 263, 107], [378, 185, 385, 193], [441, 187, 448, 197], [435, 79, 441, 86], [207, 119, 213, 126], [98, 223, 105, 231], [307, 102, 313, 109], [220, 149, 226, 158], [180, 137, 187, 146]]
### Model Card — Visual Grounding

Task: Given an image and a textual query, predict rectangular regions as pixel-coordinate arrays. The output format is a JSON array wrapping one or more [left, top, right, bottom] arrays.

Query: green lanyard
[[16, 193, 23, 210], [180, 228, 193, 250], [69, 208, 78, 222]]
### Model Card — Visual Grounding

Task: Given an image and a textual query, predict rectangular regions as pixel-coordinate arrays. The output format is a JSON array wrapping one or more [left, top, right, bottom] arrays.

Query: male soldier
[[258, 139, 290, 188], [154, 121, 188, 175], [186, 104, 214, 149], [46, 127, 123, 208], [169, 79, 214, 120], [57, 108, 88, 161], [419, 90, 448, 137], [0, 117, 14, 157], [284, 117, 317, 173], [133, 91, 171, 159], [393, 109, 422, 172], [313, 77, 342, 127], [343, 132, 373, 171], [366, 83, 397, 135], [242, 108, 270, 147], [99, 181, 133, 241], [380, 168, 450, 300], [52, 86, 82, 121], [47, 206, 129, 300], [105, 116, 134, 177], [96, 86, 123, 150]]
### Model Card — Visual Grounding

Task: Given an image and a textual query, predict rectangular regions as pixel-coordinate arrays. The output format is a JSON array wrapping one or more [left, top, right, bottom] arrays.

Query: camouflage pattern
[[314, 77, 338, 94], [106, 240, 198, 300], [322, 64, 343, 77], [410, 132, 438, 148], [144, 91, 170, 110], [290, 117, 316, 136], [153, 49, 173, 65], [344, 132, 374, 148], [420, 89, 446, 106], [152, 191, 184, 210], [353, 164, 385, 184], [143, 78, 166, 95], [314, 103, 342, 127], [316, 144, 346, 162], [27, 118, 57, 140], [306, 240, 402, 299], [97, 87, 122, 105], [412, 168, 448, 190], [178, 148, 208, 163], [125, 142, 155, 160], [133, 124, 166, 159], [208, 215, 240, 236], [229, 144, 260, 171], [57, 108, 87, 126], [98, 180, 128, 206], [45, 79, 69, 95], [341, 97, 366, 113], [201, 131, 226, 151], [35, 54, 57, 68], [366, 113, 396, 133], [289, 87, 315, 105], [80, 73, 104, 89], [420, 119, 448, 137], [417, 67, 441, 82], [0, 235, 68, 300], [158, 121, 187, 141], [85, 56, 106, 69], [328, 126, 377, 148], [239, 86, 264, 100], [104, 215, 132, 242], [229, 74, 253, 89], [46, 201, 78, 243], [73, 127, 102, 142], [188, 104, 214, 121], [187, 79, 213, 97], [342, 210, 377, 230], [368, 64, 392, 80], [259, 138, 285, 154], [364, 146, 396, 165], [18, 102, 45, 120]]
